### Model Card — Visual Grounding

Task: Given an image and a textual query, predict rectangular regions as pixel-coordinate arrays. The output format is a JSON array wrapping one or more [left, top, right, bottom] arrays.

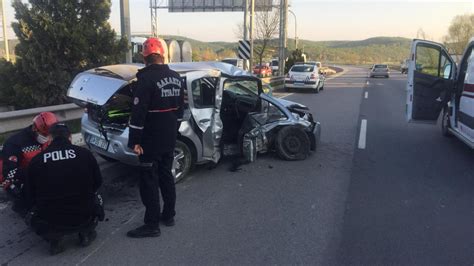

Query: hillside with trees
[[158, 36, 412, 65]]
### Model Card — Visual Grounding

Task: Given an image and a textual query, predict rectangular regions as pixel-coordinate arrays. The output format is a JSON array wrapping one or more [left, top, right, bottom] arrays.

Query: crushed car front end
[[241, 93, 321, 162]]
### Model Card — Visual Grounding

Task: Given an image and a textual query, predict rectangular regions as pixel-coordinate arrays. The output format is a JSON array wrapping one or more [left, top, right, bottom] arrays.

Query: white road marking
[[364, 91, 368, 99], [366, 81, 369, 85], [76, 210, 142, 265], [358, 119, 367, 149]]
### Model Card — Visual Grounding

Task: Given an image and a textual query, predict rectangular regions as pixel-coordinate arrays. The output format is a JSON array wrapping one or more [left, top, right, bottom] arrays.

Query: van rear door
[[406, 40, 456, 123]]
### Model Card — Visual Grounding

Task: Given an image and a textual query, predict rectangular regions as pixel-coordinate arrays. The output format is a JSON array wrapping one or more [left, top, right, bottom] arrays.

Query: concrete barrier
[[0, 103, 83, 134]]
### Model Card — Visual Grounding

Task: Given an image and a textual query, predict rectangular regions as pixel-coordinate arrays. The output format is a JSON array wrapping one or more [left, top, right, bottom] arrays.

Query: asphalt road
[[1, 67, 472, 265], [339, 69, 474, 265]]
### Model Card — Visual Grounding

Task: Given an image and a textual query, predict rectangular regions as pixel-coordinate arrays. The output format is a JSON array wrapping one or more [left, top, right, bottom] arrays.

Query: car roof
[[86, 62, 251, 81], [291, 64, 316, 68]]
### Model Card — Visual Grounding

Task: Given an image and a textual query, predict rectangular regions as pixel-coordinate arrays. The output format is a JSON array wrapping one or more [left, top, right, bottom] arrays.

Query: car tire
[[173, 140, 193, 183], [441, 107, 452, 137], [275, 126, 310, 161], [98, 154, 118, 162], [386, 75, 389, 78]]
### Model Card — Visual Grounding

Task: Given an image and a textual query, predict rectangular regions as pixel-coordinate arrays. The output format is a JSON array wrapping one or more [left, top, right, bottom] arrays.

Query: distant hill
[[297, 37, 412, 65], [2, 36, 412, 65], [315, 37, 411, 48], [158, 35, 412, 64]]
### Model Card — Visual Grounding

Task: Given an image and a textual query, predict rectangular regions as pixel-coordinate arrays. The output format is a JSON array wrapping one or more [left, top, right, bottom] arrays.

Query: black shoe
[[126, 225, 160, 238], [160, 217, 175, 227], [49, 238, 66, 255], [79, 230, 97, 247]]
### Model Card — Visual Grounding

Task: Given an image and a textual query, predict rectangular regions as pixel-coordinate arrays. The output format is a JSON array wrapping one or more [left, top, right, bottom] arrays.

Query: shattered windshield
[[223, 79, 259, 96]]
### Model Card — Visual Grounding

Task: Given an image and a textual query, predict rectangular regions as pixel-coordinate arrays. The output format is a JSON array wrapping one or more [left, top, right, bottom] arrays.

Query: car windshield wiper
[[94, 68, 124, 80]]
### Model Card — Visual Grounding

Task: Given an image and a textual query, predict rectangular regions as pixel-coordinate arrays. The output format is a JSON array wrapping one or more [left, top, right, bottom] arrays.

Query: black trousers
[[139, 151, 176, 227], [31, 216, 97, 242]]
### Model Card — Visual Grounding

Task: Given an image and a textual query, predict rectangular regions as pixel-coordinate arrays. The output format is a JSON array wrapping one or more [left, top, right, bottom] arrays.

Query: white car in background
[[284, 64, 325, 93]]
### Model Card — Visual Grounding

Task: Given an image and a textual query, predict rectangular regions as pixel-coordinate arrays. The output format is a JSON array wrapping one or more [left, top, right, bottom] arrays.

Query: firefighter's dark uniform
[[25, 137, 103, 240], [1, 126, 49, 209], [128, 64, 184, 227]]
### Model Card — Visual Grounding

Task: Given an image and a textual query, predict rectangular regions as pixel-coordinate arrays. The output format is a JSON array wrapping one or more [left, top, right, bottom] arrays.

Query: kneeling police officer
[[25, 124, 104, 255]]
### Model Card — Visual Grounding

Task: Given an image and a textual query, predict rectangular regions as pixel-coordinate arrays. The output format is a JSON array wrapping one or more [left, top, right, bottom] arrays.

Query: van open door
[[406, 39, 456, 123]]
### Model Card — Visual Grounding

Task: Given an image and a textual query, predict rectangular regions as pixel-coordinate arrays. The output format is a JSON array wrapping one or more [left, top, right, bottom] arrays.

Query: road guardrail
[[0, 103, 83, 135]]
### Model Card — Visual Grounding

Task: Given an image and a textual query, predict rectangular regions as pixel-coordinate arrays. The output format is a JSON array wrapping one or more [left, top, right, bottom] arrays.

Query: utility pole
[[288, 9, 297, 49], [150, 0, 158, 37], [249, 0, 255, 71], [278, 0, 288, 76], [243, 0, 249, 71], [120, 0, 132, 63], [1, 0, 9, 61]]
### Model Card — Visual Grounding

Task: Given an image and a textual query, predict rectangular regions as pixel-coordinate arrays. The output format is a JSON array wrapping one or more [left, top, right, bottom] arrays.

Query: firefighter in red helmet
[[1, 112, 58, 215], [126, 37, 184, 238]]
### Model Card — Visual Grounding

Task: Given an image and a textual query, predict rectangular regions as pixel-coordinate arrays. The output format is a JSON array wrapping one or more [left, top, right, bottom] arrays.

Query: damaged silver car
[[67, 62, 321, 182]]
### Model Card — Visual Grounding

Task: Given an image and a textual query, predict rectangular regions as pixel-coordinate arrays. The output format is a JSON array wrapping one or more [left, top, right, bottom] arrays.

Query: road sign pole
[[120, 0, 132, 63], [243, 0, 249, 70], [1, 0, 9, 61], [278, 0, 288, 76], [150, 0, 158, 37], [249, 0, 255, 71]]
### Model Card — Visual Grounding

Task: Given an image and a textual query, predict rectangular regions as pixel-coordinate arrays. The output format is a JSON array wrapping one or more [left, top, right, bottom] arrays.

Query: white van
[[271, 59, 279, 75], [406, 38, 474, 147]]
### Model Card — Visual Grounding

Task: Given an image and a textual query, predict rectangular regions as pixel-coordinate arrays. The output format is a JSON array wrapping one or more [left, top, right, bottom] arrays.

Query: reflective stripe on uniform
[[129, 124, 144, 130], [148, 107, 179, 113]]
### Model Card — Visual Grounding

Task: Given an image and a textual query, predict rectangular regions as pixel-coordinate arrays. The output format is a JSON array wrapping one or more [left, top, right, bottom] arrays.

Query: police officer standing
[[26, 124, 103, 255], [127, 37, 184, 238]]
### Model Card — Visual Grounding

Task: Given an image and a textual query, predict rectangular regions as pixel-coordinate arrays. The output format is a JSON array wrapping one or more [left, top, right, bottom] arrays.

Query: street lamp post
[[288, 9, 297, 49], [1, 0, 10, 61]]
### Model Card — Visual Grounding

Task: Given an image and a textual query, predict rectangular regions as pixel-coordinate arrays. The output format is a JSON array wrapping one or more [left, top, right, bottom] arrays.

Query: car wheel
[[173, 140, 193, 183], [386, 75, 389, 78], [98, 154, 118, 162], [441, 107, 452, 137], [275, 126, 310, 161]]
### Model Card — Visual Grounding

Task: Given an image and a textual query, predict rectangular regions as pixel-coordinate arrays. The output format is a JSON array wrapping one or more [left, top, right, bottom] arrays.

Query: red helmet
[[142, 37, 165, 57], [32, 112, 58, 136]]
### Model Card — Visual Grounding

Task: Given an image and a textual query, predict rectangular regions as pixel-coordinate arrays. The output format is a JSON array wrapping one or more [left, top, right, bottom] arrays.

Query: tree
[[4, 0, 128, 108], [254, 8, 279, 66], [443, 14, 474, 55], [234, 5, 279, 66]]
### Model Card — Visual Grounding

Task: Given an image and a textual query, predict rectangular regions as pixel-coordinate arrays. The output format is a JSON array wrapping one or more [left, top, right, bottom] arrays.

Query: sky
[[2, 0, 474, 42]]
